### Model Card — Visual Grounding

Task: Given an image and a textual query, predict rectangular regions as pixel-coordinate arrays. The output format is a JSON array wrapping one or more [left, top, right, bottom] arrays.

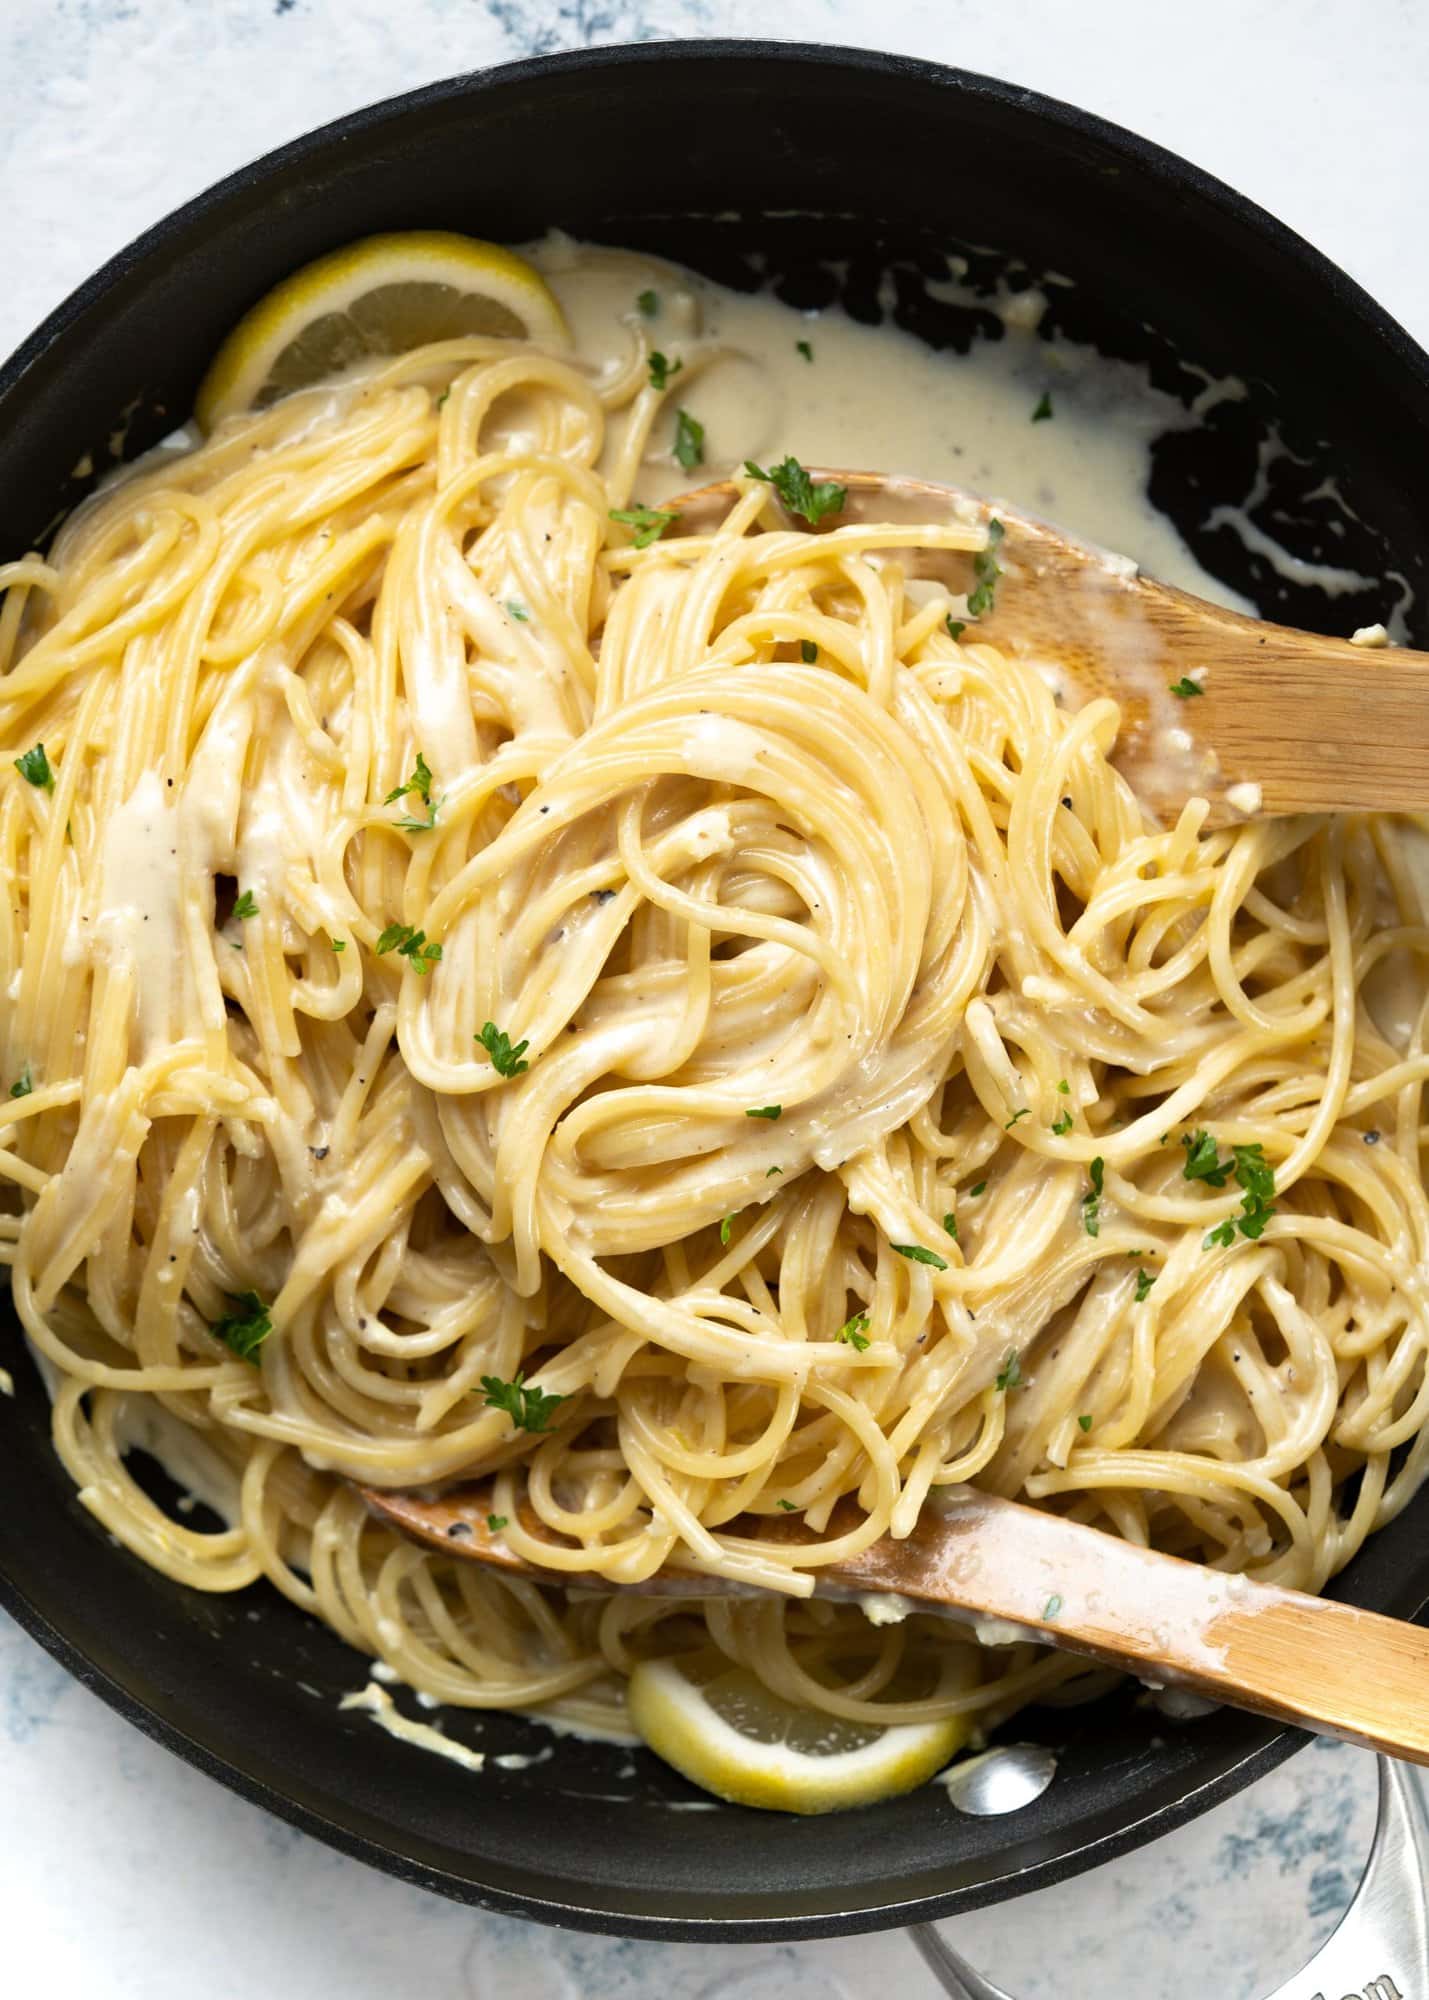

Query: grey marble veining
[[0, 2, 1425, 1994]]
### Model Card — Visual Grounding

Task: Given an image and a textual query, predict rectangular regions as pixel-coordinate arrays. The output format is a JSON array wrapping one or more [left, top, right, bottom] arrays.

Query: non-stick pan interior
[[2, 42, 1427, 1939]]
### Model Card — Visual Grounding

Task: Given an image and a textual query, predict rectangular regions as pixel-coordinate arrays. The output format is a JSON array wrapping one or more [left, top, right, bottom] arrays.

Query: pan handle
[[907, 1756, 1429, 2000]]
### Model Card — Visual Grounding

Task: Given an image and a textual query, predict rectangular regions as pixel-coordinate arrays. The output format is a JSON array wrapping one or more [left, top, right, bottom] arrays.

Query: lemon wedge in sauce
[[195, 230, 568, 429], [627, 1657, 973, 1814]]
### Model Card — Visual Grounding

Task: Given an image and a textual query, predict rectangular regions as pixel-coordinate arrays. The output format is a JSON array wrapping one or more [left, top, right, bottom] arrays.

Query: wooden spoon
[[362, 1477, 1429, 1764], [667, 470, 1428, 829]]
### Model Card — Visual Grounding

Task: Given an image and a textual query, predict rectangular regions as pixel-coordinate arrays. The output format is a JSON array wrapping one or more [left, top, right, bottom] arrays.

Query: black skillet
[[1, 41, 1427, 1942]]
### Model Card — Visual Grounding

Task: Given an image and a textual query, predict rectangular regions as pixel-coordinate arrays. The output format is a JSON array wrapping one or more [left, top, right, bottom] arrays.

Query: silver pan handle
[[908, 1756, 1428, 2000]]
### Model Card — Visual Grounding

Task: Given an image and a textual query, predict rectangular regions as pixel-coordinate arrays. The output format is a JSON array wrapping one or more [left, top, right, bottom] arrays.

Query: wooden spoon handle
[[362, 1480, 1429, 1764]]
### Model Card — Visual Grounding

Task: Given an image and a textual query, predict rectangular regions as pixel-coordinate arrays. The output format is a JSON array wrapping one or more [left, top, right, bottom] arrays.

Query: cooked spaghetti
[[2, 297, 1428, 1744]]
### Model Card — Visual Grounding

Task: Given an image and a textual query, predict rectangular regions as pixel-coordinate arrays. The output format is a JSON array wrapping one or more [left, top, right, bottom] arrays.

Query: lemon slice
[[195, 231, 569, 430], [627, 1657, 972, 1814]]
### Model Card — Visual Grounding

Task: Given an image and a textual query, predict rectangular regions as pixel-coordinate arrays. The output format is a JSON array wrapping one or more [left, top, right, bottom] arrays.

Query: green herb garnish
[[1032, 392, 1054, 423], [743, 456, 847, 527], [375, 923, 442, 974], [211, 1289, 272, 1365], [648, 350, 683, 391], [1005, 1107, 1030, 1130], [673, 408, 705, 472], [946, 616, 967, 641], [476, 1021, 530, 1077], [330, 937, 345, 952], [766, 1165, 783, 1176], [480, 1371, 565, 1434], [637, 289, 659, 317], [9, 1065, 32, 1100], [1134, 1267, 1158, 1302], [719, 1213, 734, 1246], [837, 1312, 871, 1352], [892, 1243, 948, 1270], [609, 505, 677, 549], [996, 1348, 1022, 1392], [487, 1514, 508, 1531], [1077, 1413, 1093, 1432], [385, 751, 440, 831], [506, 601, 530, 622], [1168, 677, 1204, 698], [1181, 1130, 1232, 1186], [795, 339, 813, 362], [746, 1105, 782, 1121], [14, 744, 53, 792], [942, 1211, 958, 1240], [1081, 1156, 1105, 1237], [776, 1498, 798, 1511], [1203, 1217, 1237, 1250], [1230, 1142, 1276, 1239], [1051, 1110, 1074, 1136], [800, 640, 818, 663], [232, 889, 259, 920], [966, 518, 1005, 618]]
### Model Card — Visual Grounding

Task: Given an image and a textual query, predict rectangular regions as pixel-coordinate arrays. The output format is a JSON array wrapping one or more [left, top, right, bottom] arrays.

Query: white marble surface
[[0, 3, 1425, 1995]]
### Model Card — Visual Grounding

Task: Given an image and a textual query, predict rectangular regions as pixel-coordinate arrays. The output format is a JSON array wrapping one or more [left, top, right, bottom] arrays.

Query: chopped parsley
[[232, 889, 259, 920], [892, 1243, 948, 1270], [330, 936, 345, 952], [434, 387, 450, 409], [967, 518, 1005, 618], [776, 1498, 798, 1511], [1168, 677, 1204, 698], [795, 339, 813, 362], [942, 1211, 958, 1241], [743, 456, 847, 527], [1081, 1156, 1105, 1237], [673, 408, 705, 471], [1056, 1079, 1071, 1093], [487, 1514, 509, 1532], [995, 1348, 1023, 1392], [637, 289, 659, 317], [946, 616, 967, 641], [648, 350, 683, 391], [476, 1020, 530, 1077], [1051, 1109, 1074, 1136], [385, 751, 440, 831], [374, 923, 442, 974], [1032, 392, 1054, 423], [1043, 1593, 1063, 1619], [506, 601, 530, 622], [211, 1290, 272, 1365], [9, 1064, 32, 1100], [14, 743, 53, 792], [837, 1312, 871, 1352], [1203, 1217, 1237, 1250], [719, 1213, 734, 1246], [1134, 1267, 1158, 1302], [766, 1165, 783, 1176], [746, 1104, 782, 1121], [800, 640, 818, 663], [1077, 1413, 1093, 1432], [1185, 1132, 1277, 1247], [1182, 1130, 1232, 1186], [1005, 1107, 1030, 1129], [969, 1181, 987, 1198], [480, 1371, 565, 1434], [610, 504, 676, 549]]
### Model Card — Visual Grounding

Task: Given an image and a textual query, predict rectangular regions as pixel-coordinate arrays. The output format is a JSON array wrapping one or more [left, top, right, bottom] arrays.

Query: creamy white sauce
[[93, 770, 183, 1051], [533, 236, 1251, 609], [340, 1681, 487, 1771]]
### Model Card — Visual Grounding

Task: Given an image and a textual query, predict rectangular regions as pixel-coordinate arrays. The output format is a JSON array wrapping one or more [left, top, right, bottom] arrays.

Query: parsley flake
[[9, 1064, 32, 1100], [766, 1165, 783, 1176], [232, 889, 259, 920], [14, 743, 53, 792], [969, 1181, 987, 1198], [946, 616, 967, 641], [1182, 1130, 1232, 1187], [795, 339, 813, 362], [487, 1514, 508, 1531], [385, 752, 440, 831], [837, 1312, 871, 1352], [1077, 1413, 1093, 1432], [330, 936, 345, 952], [1005, 1107, 1030, 1129], [1032, 392, 1054, 423], [776, 1498, 798, 1512], [943, 1211, 958, 1240], [743, 456, 847, 527], [719, 1213, 734, 1246], [967, 518, 1005, 618], [892, 1243, 948, 1270], [1134, 1267, 1158, 1302], [746, 1105, 782, 1121], [211, 1290, 272, 1365], [1051, 1110, 1074, 1136], [610, 505, 677, 549], [800, 639, 818, 663], [673, 408, 705, 471], [480, 1371, 565, 1434], [1203, 1218, 1237, 1250], [476, 1021, 530, 1077], [637, 289, 659, 317], [648, 350, 683, 391], [996, 1348, 1022, 1392], [1169, 677, 1204, 698], [1081, 1156, 1105, 1237], [375, 923, 442, 974], [506, 601, 530, 622]]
